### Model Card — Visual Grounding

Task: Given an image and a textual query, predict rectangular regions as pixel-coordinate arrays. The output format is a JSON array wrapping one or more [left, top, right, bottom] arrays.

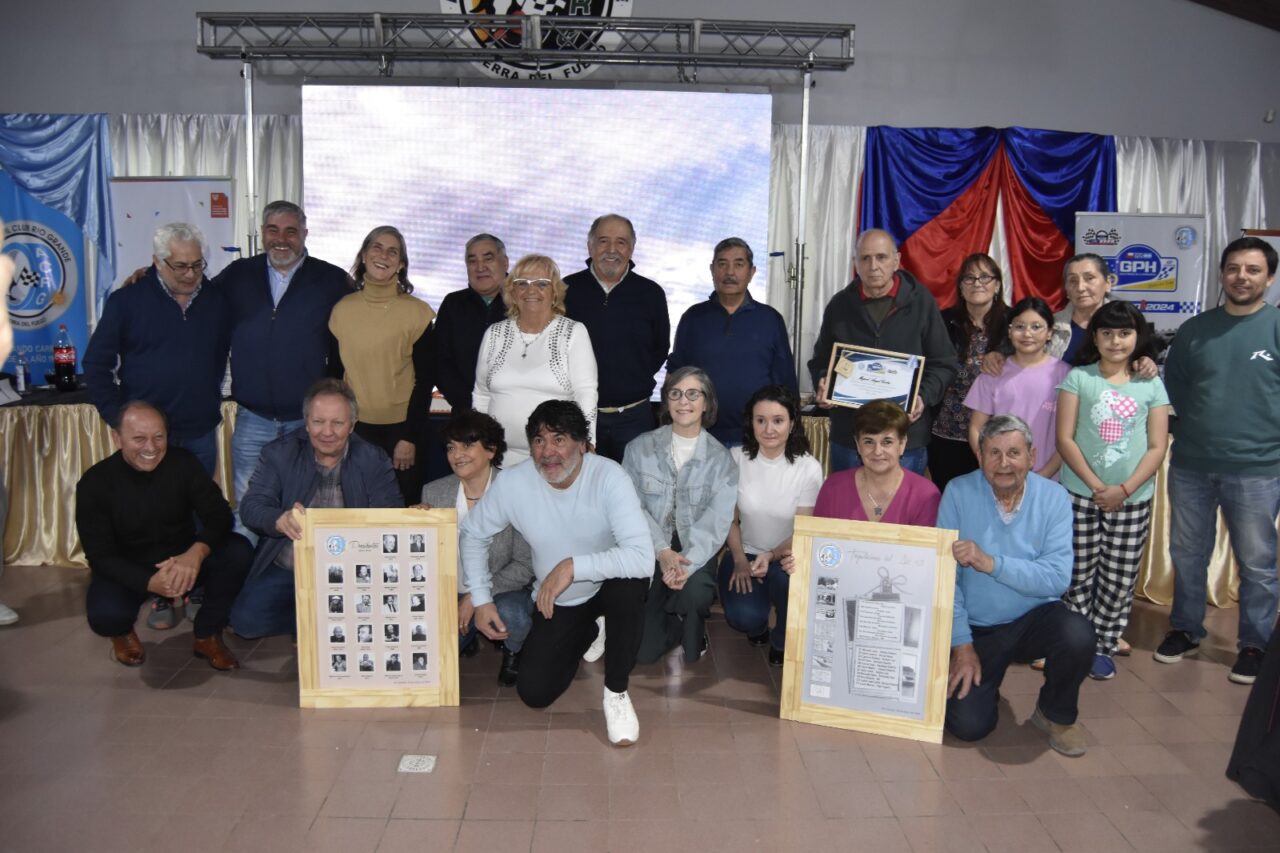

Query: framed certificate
[[780, 515, 957, 743], [294, 508, 460, 709], [822, 343, 925, 412]]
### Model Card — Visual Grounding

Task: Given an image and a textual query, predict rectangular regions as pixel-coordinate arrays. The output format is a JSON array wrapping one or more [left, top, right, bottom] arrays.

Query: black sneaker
[[747, 629, 770, 647], [1153, 630, 1200, 664], [768, 645, 784, 667], [1229, 647, 1263, 685], [698, 633, 710, 660], [497, 648, 519, 686], [460, 634, 480, 658]]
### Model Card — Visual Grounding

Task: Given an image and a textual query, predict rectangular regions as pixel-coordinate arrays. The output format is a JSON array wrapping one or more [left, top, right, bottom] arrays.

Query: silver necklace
[[517, 319, 550, 359]]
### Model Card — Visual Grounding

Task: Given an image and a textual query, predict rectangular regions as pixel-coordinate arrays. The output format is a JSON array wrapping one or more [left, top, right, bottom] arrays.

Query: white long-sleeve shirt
[[472, 316, 598, 466], [459, 454, 654, 608]]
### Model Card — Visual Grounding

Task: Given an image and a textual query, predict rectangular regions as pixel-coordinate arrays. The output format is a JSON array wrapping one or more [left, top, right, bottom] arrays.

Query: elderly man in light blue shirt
[[939, 414, 1095, 757], [460, 400, 653, 746]]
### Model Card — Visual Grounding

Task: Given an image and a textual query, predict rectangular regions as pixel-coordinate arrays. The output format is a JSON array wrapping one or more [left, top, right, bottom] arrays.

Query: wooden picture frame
[[822, 342, 926, 413], [780, 515, 957, 743], [294, 508, 460, 709]]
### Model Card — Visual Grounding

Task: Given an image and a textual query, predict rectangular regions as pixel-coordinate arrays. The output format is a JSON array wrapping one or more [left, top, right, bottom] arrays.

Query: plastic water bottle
[[53, 324, 77, 392], [13, 351, 28, 394]]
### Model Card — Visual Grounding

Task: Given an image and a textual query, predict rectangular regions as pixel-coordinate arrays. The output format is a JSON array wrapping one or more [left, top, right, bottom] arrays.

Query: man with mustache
[[459, 400, 653, 745], [668, 237, 796, 446], [564, 214, 670, 462]]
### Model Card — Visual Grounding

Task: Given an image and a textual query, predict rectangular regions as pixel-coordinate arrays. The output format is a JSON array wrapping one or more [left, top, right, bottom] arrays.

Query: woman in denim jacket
[[623, 366, 738, 664]]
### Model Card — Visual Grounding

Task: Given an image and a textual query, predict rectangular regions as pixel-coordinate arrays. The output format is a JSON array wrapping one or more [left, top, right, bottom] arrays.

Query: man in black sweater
[[432, 233, 511, 412], [564, 214, 670, 462], [75, 401, 251, 670]]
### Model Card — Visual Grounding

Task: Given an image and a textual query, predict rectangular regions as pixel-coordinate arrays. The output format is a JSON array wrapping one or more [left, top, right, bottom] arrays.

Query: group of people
[[66, 197, 1280, 754]]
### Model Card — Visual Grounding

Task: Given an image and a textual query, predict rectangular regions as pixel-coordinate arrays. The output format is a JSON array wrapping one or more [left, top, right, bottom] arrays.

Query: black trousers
[[945, 601, 1095, 742], [594, 403, 657, 464], [516, 577, 648, 707], [85, 534, 253, 639], [635, 560, 717, 665], [355, 420, 419, 507]]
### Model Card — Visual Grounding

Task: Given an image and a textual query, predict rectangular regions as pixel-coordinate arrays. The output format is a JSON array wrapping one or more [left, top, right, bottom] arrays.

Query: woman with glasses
[[965, 296, 1070, 480], [929, 254, 1009, 490], [625, 366, 737, 665], [329, 226, 433, 504], [473, 254, 597, 466]]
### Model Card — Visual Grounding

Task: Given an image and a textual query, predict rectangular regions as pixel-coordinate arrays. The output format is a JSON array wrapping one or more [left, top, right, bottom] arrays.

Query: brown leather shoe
[[193, 633, 240, 671], [109, 630, 145, 667]]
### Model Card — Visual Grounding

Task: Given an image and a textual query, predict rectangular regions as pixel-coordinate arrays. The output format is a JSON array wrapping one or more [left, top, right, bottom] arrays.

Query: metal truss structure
[[196, 12, 854, 78]]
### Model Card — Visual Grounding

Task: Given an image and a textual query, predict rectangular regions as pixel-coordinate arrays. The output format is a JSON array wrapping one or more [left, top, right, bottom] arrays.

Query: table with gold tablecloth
[[800, 413, 1240, 608], [1, 399, 237, 568]]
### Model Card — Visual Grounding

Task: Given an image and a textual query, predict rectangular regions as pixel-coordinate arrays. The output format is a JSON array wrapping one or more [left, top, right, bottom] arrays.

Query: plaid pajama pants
[[1064, 493, 1153, 655]]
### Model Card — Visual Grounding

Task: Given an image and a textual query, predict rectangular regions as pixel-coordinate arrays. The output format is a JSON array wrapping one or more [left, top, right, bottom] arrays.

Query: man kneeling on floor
[[940, 414, 1095, 756], [76, 400, 251, 670], [459, 401, 654, 745], [230, 378, 402, 637]]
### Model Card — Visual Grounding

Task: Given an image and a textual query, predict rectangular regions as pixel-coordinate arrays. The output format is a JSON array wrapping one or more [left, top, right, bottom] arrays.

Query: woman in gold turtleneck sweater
[[329, 226, 435, 505]]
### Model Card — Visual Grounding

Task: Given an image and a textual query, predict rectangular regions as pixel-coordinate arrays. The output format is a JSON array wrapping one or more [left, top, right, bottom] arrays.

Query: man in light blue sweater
[[460, 400, 654, 746], [939, 415, 1095, 756]]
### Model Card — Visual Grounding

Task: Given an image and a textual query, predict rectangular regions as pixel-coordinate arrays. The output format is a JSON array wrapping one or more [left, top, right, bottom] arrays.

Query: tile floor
[[0, 562, 1277, 852]]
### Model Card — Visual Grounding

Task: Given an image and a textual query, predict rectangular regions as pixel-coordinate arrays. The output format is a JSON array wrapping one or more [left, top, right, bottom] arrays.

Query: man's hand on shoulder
[[120, 266, 149, 288]]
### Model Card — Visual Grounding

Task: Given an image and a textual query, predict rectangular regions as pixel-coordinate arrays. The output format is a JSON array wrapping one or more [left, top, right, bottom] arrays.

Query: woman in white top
[[717, 384, 824, 666], [473, 254, 598, 466]]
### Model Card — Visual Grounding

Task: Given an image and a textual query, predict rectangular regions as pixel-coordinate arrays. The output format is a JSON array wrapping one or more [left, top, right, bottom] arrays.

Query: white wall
[[3, 0, 1278, 142]]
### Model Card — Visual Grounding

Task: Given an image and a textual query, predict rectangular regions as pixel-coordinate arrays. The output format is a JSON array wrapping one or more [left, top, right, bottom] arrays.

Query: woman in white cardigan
[[473, 254, 598, 466]]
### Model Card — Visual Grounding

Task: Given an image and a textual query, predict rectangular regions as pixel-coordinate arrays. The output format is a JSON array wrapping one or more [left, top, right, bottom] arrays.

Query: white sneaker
[[583, 616, 606, 662], [0, 601, 17, 626], [603, 686, 639, 747]]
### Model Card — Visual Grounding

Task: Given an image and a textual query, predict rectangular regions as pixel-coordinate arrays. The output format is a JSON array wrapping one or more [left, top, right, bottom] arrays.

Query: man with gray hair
[[938, 414, 1094, 756], [86, 222, 230, 475], [668, 237, 796, 446], [432, 233, 511, 411], [229, 378, 402, 638], [565, 215, 670, 461]]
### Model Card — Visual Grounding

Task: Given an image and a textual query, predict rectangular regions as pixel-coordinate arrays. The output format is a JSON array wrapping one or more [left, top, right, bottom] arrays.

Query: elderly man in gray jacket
[[421, 410, 534, 686]]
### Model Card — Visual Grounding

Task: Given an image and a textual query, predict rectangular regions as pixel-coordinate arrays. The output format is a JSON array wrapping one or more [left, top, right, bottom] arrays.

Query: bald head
[[854, 229, 900, 298]]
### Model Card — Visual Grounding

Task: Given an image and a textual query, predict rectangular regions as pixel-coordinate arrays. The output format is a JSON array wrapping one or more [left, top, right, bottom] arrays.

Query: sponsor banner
[[1076, 213, 1207, 332], [440, 0, 632, 81], [1, 171, 89, 381]]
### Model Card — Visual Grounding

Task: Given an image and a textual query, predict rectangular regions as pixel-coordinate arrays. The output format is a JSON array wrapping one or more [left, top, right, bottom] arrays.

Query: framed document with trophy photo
[[822, 343, 925, 413]]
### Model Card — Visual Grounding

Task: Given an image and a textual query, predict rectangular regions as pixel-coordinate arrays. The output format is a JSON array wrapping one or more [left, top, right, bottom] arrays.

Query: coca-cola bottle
[[53, 324, 78, 391]]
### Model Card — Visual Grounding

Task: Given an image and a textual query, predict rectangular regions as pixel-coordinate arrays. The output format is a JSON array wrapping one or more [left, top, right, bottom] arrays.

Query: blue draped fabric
[[1002, 128, 1116, 242], [0, 114, 116, 293], [860, 127, 1001, 243]]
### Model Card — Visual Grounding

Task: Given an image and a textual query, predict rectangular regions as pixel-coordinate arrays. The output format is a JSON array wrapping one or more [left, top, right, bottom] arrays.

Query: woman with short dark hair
[[814, 400, 941, 526]]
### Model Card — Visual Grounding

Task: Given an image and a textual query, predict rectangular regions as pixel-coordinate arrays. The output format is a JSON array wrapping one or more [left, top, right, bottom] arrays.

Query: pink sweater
[[813, 469, 941, 527]]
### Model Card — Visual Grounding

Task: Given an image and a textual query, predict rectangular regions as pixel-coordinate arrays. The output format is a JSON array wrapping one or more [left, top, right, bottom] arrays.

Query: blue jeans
[[1168, 465, 1280, 651], [232, 407, 304, 543], [595, 403, 656, 464], [716, 551, 790, 651], [829, 441, 928, 477], [171, 428, 219, 478], [229, 562, 296, 639], [462, 588, 534, 653]]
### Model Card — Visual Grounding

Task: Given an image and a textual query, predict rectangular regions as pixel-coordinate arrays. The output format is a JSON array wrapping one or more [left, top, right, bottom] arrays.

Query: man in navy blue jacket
[[564, 215, 670, 461], [85, 222, 230, 475], [230, 378, 402, 638], [668, 238, 796, 447], [214, 201, 351, 538], [432, 233, 510, 412]]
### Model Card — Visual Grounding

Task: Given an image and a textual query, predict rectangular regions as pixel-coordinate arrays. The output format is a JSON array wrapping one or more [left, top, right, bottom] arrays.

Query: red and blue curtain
[[859, 127, 1115, 310]]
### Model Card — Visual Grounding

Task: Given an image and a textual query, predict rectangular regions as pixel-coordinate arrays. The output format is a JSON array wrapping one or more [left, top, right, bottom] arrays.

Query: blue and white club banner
[[1075, 212, 1207, 333], [1, 170, 89, 381]]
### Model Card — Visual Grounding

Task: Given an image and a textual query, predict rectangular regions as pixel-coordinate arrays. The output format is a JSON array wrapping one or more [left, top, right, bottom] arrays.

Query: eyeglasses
[[1010, 322, 1048, 334], [162, 258, 207, 275], [960, 274, 997, 287], [513, 278, 551, 291], [666, 388, 704, 402]]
